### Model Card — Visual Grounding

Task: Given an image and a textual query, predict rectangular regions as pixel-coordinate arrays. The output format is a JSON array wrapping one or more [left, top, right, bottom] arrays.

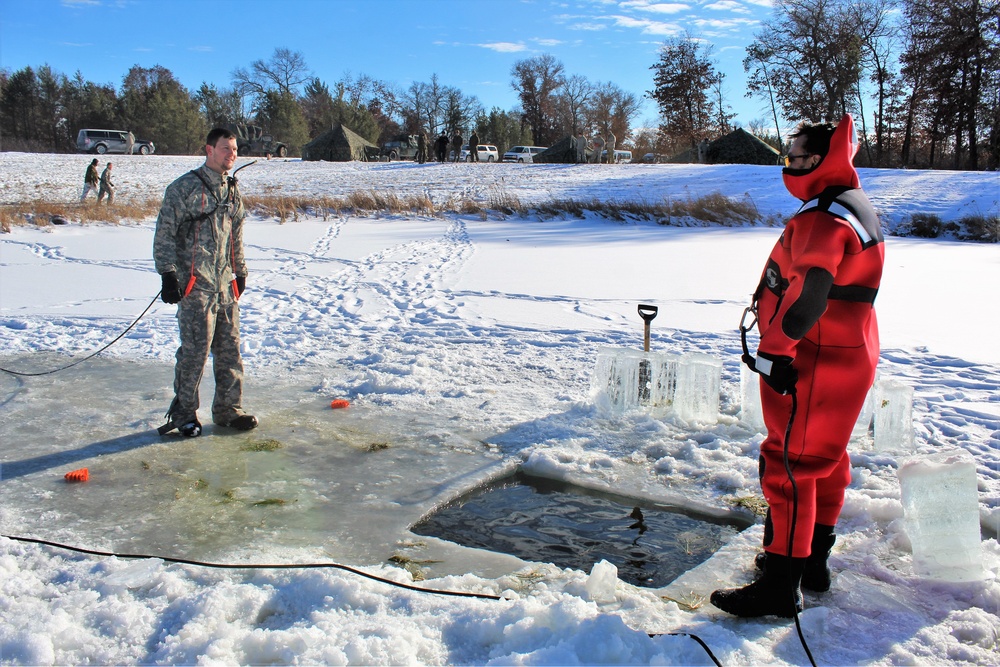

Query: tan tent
[[302, 123, 379, 162]]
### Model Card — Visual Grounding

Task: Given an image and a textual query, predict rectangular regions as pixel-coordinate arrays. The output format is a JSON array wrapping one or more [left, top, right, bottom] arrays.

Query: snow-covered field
[[1, 153, 998, 665]]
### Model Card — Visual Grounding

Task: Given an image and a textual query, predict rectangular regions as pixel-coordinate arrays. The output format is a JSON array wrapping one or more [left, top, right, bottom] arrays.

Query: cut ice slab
[[591, 347, 680, 417], [898, 449, 984, 582], [874, 379, 915, 453], [0, 354, 512, 574], [591, 348, 723, 423]]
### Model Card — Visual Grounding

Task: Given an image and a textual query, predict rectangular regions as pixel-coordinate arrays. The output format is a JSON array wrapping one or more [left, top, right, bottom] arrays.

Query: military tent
[[534, 135, 589, 164], [667, 128, 781, 166], [706, 128, 781, 165], [302, 123, 379, 162]]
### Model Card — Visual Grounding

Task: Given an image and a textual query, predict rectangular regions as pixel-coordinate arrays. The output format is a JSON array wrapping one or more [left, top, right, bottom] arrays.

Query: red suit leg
[[759, 339, 875, 557]]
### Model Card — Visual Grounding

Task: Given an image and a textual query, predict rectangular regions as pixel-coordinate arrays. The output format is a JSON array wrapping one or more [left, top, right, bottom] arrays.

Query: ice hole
[[411, 471, 752, 588]]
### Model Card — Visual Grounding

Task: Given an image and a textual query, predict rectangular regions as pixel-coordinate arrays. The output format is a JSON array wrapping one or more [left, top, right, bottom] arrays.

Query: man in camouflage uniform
[[97, 162, 115, 204], [153, 127, 257, 437]]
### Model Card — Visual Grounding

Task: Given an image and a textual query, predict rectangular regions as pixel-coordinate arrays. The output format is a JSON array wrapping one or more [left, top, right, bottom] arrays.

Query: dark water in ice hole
[[411, 472, 752, 588]]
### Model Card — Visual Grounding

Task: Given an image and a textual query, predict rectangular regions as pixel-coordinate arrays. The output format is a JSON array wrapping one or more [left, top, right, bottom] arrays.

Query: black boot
[[802, 523, 835, 592], [753, 523, 836, 592], [711, 552, 805, 618]]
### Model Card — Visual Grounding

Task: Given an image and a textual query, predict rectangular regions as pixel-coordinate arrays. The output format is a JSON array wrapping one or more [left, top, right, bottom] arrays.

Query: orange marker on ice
[[330, 399, 350, 409], [64, 468, 89, 482]]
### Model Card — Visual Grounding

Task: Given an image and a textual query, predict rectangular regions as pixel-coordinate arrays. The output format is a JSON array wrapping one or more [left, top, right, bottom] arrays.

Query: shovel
[[637, 304, 658, 401]]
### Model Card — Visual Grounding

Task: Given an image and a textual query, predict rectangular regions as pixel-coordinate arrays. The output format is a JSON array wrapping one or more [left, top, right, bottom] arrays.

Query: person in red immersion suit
[[711, 114, 885, 618]]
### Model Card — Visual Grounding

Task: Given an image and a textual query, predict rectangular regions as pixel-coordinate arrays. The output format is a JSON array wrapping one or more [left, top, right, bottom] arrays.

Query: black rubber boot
[[711, 552, 806, 618], [802, 523, 835, 592], [753, 523, 836, 592]]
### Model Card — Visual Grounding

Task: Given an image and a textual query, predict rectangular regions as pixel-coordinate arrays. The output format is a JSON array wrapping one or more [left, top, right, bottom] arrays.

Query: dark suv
[[381, 135, 420, 161], [76, 129, 155, 155]]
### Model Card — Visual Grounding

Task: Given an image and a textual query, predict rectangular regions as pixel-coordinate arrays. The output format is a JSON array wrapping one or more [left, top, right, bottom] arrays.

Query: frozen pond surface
[[1, 353, 749, 583], [0, 354, 531, 577]]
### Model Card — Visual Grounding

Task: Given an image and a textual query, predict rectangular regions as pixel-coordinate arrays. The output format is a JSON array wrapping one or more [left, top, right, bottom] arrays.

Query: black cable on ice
[[0, 533, 502, 600], [4, 533, 728, 664]]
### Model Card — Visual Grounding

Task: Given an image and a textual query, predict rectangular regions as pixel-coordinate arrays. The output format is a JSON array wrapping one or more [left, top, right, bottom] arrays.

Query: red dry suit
[[751, 114, 884, 558]]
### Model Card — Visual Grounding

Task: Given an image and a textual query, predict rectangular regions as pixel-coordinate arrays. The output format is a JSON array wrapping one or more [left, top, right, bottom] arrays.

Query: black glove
[[754, 351, 798, 395], [236, 275, 246, 296], [160, 271, 182, 304]]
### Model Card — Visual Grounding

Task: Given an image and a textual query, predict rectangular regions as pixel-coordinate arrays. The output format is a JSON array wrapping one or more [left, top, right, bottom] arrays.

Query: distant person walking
[[97, 162, 115, 204], [591, 133, 605, 164], [126, 131, 135, 156], [468, 131, 480, 162], [80, 158, 99, 202], [606, 130, 617, 164], [451, 132, 463, 163]]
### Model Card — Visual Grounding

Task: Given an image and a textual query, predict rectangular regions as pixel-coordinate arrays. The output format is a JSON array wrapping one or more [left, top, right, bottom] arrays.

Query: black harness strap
[[828, 284, 878, 303]]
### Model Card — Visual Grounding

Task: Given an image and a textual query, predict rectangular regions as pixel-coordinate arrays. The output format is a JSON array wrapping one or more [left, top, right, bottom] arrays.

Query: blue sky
[[0, 0, 777, 131]]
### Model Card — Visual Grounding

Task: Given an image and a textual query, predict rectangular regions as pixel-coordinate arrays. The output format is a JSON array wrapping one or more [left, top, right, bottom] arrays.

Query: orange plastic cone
[[64, 468, 89, 482], [330, 399, 350, 409]]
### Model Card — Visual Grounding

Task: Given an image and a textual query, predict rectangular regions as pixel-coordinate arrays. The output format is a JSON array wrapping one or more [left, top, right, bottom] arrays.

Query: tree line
[[648, 0, 1000, 169], [0, 46, 640, 162], [2, 0, 997, 169]]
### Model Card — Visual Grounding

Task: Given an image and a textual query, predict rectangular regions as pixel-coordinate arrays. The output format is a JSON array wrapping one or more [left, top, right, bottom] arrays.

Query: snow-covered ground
[[1, 153, 998, 665]]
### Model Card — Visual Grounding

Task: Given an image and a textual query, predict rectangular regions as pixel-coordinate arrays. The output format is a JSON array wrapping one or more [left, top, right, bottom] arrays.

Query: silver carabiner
[[740, 304, 758, 334]]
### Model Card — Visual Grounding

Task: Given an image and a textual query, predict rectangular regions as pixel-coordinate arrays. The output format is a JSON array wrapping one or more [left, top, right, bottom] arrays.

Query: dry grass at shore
[[2, 190, 778, 232], [6, 190, 992, 240]]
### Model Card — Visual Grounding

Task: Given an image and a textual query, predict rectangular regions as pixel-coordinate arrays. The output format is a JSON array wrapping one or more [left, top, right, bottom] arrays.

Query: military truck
[[226, 123, 288, 157], [380, 134, 421, 161]]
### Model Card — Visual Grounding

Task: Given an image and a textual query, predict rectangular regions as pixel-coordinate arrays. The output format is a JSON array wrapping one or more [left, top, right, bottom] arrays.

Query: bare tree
[[555, 74, 594, 136], [510, 54, 565, 146], [851, 0, 899, 166], [744, 0, 863, 123], [231, 47, 310, 118]]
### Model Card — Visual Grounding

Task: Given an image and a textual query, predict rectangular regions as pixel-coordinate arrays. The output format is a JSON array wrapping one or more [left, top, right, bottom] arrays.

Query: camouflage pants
[[170, 290, 244, 425], [98, 185, 114, 204]]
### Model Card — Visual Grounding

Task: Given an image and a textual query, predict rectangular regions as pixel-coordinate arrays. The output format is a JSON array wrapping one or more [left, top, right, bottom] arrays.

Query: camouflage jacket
[[100, 167, 114, 189], [85, 164, 99, 186], [153, 164, 247, 300]]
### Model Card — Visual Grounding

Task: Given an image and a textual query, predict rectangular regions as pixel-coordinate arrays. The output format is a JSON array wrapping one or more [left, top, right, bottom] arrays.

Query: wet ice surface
[[0, 353, 519, 574]]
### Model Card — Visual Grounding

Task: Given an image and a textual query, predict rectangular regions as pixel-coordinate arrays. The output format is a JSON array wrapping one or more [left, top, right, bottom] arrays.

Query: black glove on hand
[[236, 275, 246, 296], [161, 271, 182, 304], [756, 352, 798, 395]]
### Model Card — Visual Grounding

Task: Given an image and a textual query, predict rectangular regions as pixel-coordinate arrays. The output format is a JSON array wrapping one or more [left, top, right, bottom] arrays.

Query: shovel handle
[[638, 304, 657, 352]]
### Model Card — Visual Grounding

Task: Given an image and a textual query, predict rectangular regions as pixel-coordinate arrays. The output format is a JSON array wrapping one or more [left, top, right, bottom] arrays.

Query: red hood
[[783, 114, 861, 202]]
